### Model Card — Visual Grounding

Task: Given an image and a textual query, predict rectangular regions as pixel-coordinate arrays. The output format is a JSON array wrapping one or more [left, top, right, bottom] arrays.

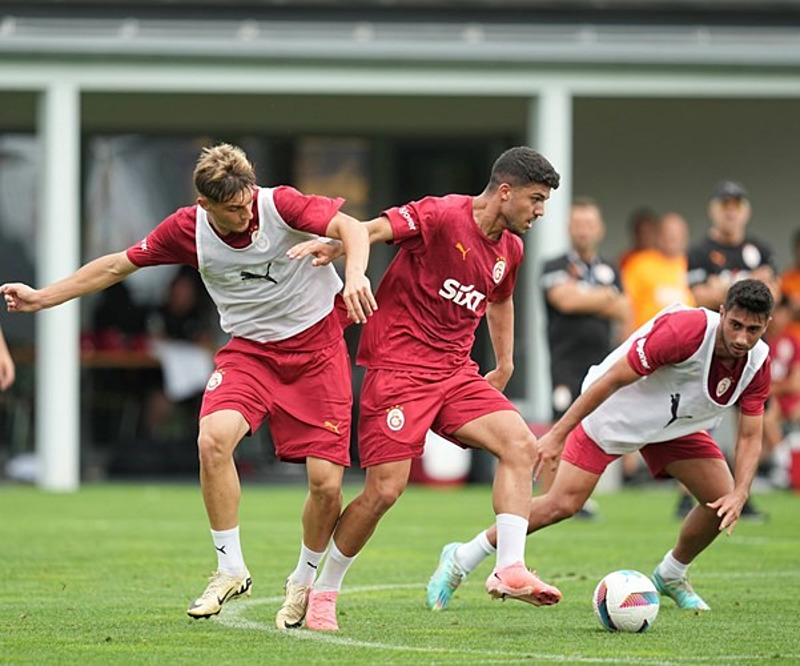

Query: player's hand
[[286, 239, 343, 266], [533, 431, 564, 482], [0, 354, 14, 391], [342, 273, 377, 325], [1, 283, 43, 313], [706, 490, 747, 535], [484, 366, 512, 392]]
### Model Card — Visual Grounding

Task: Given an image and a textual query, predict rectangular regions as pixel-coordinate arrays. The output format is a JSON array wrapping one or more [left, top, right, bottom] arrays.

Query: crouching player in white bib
[[427, 278, 772, 612]]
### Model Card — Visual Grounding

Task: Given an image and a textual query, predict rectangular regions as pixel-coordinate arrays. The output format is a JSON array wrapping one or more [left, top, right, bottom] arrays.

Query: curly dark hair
[[724, 279, 774, 318]]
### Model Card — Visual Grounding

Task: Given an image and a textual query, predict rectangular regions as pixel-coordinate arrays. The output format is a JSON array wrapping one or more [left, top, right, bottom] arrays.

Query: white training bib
[[581, 305, 769, 454], [196, 187, 342, 343]]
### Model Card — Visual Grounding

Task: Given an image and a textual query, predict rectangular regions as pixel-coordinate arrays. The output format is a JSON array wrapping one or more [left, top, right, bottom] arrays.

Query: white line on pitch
[[216, 583, 799, 665]]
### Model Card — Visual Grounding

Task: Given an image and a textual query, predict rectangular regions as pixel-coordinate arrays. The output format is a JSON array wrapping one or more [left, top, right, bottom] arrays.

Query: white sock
[[455, 531, 496, 573], [495, 513, 528, 569], [314, 541, 356, 593], [657, 550, 689, 581], [289, 542, 327, 587], [211, 526, 247, 576]]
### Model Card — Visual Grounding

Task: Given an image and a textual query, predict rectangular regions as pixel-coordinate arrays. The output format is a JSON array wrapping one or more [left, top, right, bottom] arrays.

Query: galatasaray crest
[[492, 257, 507, 284], [386, 406, 405, 432]]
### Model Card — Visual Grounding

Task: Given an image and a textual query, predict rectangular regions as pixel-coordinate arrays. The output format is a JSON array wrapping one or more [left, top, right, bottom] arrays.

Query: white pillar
[[525, 87, 572, 420], [36, 82, 81, 491]]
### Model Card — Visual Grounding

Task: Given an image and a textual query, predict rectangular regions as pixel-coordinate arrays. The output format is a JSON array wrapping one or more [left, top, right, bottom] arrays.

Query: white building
[[0, 0, 798, 489]]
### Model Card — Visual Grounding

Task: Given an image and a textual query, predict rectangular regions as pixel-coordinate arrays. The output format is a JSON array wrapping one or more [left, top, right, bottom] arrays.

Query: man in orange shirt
[[623, 212, 695, 329]]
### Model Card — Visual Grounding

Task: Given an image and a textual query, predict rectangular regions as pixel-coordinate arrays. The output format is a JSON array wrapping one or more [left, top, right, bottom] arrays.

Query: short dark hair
[[487, 146, 560, 192], [724, 279, 774, 318]]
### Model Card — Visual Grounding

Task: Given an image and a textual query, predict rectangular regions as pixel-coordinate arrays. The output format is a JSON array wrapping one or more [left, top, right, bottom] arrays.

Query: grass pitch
[[2, 483, 799, 664]]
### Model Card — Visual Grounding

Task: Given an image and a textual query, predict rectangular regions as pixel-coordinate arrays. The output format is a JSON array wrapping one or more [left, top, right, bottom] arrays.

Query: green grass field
[[2, 483, 799, 664]]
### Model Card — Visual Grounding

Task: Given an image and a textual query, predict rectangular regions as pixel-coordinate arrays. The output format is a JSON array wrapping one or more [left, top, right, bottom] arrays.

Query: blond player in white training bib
[[1, 144, 377, 627]]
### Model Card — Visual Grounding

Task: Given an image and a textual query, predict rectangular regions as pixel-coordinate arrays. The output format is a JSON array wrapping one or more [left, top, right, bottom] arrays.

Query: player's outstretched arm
[[287, 214, 396, 267], [707, 412, 763, 535], [536, 355, 640, 479], [1, 251, 139, 313], [324, 212, 378, 324]]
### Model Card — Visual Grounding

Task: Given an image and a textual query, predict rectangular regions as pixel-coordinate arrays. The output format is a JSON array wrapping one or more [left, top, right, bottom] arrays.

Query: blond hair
[[193, 143, 256, 203]]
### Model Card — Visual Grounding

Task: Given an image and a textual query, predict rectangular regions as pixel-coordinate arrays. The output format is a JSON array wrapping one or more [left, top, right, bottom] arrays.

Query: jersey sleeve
[[272, 185, 345, 236], [627, 309, 706, 375], [382, 197, 441, 252], [737, 356, 771, 416], [126, 208, 198, 268]]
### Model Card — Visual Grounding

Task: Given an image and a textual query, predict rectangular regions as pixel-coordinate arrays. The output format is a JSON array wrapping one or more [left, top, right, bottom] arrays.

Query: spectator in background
[[687, 180, 780, 307], [541, 198, 630, 516], [617, 206, 659, 272], [779, 229, 800, 343], [148, 265, 216, 348], [90, 281, 148, 351], [684, 179, 778, 519], [144, 265, 218, 439], [543, 198, 630, 420], [623, 212, 695, 329], [621, 212, 695, 483], [0, 324, 15, 391]]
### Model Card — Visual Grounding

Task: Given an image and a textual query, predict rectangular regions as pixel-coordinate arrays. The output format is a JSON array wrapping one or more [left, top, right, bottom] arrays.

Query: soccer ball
[[593, 570, 660, 633]]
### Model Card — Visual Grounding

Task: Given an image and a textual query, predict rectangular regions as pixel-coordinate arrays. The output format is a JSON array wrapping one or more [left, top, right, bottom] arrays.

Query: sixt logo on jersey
[[438, 278, 486, 312], [397, 206, 417, 231]]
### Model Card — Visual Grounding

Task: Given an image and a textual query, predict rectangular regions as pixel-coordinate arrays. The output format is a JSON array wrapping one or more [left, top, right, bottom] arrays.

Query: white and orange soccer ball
[[592, 570, 660, 633]]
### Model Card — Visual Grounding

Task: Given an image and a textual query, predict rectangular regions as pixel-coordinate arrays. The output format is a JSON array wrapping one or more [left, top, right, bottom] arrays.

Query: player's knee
[[196, 428, 230, 469], [308, 475, 342, 507], [499, 431, 537, 470], [549, 494, 583, 522], [364, 478, 405, 514]]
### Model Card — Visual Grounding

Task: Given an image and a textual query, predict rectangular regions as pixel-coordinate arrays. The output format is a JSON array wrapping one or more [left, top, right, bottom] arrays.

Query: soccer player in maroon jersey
[[290, 146, 562, 630], [427, 279, 773, 614], [1, 144, 377, 624]]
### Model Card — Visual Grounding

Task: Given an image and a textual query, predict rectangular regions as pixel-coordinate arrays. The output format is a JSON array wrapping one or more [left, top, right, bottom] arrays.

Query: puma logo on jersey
[[240, 263, 278, 284], [323, 420, 341, 434], [664, 392, 693, 427], [438, 278, 486, 312], [455, 242, 471, 260]]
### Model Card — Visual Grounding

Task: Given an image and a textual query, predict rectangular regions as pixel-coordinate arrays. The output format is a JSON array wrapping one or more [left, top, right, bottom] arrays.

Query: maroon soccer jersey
[[357, 194, 523, 373], [626, 309, 770, 415]]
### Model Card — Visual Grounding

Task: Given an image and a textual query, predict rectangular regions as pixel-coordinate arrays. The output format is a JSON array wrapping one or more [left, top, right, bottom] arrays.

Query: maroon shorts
[[561, 423, 725, 479], [357, 364, 517, 468], [200, 336, 352, 466]]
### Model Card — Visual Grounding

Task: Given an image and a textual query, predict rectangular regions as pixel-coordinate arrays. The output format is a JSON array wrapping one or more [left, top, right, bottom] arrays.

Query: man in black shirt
[[542, 197, 630, 420], [540, 198, 630, 518], [688, 180, 779, 307]]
